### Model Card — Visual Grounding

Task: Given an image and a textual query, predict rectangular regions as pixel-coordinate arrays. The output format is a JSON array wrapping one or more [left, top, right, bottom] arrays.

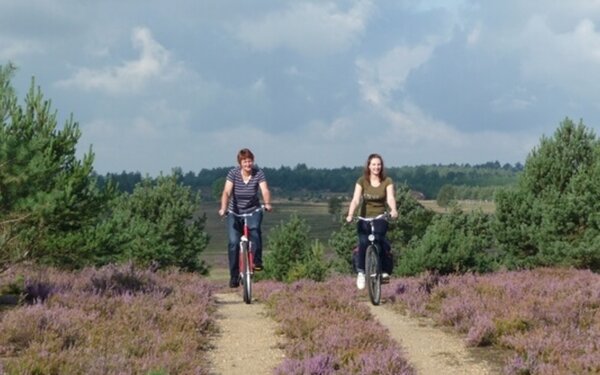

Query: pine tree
[[0, 64, 114, 269], [493, 118, 600, 270]]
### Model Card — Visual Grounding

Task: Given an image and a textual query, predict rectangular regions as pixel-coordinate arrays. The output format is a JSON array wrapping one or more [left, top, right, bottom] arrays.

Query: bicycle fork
[[239, 221, 254, 276]]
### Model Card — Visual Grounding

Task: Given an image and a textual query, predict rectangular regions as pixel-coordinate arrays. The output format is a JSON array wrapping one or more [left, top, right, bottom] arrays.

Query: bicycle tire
[[366, 244, 381, 305], [241, 241, 252, 304]]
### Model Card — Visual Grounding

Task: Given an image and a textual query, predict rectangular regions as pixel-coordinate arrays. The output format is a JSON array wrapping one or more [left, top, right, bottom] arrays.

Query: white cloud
[[518, 16, 600, 98], [234, 1, 373, 56], [356, 44, 433, 106], [57, 27, 175, 95], [0, 37, 43, 61]]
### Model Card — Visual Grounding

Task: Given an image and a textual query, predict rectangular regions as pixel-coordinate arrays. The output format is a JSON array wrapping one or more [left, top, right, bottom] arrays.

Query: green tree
[[105, 172, 210, 273], [436, 184, 455, 207], [327, 196, 343, 221], [397, 207, 496, 276], [389, 184, 435, 249], [493, 118, 600, 270], [0, 64, 115, 269], [329, 219, 357, 273], [286, 239, 331, 282], [211, 176, 225, 202], [262, 214, 311, 281]]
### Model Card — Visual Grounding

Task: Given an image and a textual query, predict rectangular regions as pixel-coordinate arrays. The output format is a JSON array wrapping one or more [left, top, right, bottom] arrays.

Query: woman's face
[[240, 157, 254, 173], [368, 157, 382, 177]]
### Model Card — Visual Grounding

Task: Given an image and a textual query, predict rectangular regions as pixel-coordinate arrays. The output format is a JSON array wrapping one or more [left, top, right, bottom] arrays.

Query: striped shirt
[[226, 166, 266, 213]]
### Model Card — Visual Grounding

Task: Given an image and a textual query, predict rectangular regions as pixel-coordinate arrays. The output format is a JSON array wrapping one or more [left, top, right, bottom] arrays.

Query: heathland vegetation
[[1, 64, 599, 374]]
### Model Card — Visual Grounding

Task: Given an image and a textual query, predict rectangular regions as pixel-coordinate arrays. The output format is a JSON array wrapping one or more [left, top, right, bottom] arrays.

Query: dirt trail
[[207, 291, 503, 375], [207, 292, 285, 375], [368, 304, 503, 375]]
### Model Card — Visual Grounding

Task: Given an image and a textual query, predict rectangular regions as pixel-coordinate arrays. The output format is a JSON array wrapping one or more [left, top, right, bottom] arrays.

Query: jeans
[[227, 210, 263, 278], [356, 219, 392, 274]]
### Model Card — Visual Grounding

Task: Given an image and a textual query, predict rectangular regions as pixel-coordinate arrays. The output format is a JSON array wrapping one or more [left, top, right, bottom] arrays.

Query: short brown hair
[[237, 148, 255, 164]]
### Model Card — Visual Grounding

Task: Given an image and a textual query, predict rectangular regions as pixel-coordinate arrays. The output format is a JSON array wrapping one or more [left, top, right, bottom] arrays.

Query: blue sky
[[2, 0, 600, 175]]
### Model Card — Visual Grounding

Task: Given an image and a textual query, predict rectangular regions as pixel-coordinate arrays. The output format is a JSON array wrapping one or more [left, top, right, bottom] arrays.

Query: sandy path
[[207, 291, 503, 375], [207, 292, 285, 375], [368, 304, 503, 375]]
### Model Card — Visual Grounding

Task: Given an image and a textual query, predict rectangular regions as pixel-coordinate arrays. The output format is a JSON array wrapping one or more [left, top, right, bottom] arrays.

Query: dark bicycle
[[227, 206, 264, 304], [357, 213, 389, 305]]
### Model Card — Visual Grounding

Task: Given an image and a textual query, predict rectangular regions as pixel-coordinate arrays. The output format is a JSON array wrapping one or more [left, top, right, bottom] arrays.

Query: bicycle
[[357, 213, 389, 306], [226, 206, 265, 304]]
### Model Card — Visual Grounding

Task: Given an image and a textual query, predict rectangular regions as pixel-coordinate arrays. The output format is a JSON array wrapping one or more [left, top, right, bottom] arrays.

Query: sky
[[2, 0, 600, 176]]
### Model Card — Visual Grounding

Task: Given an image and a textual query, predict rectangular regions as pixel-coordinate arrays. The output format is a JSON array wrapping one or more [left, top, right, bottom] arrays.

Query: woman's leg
[[246, 210, 264, 267], [356, 221, 369, 273], [227, 215, 242, 284], [373, 220, 391, 274]]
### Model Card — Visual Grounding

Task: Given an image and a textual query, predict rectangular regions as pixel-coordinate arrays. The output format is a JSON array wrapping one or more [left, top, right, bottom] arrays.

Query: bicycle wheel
[[366, 244, 381, 305], [241, 241, 252, 304]]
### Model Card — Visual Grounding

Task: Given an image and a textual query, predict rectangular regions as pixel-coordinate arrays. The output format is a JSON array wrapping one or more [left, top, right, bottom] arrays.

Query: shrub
[[397, 207, 497, 275], [262, 214, 311, 281], [98, 172, 210, 273]]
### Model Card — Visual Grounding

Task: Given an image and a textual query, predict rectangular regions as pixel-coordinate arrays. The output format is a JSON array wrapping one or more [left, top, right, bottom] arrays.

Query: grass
[[419, 199, 496, 214]]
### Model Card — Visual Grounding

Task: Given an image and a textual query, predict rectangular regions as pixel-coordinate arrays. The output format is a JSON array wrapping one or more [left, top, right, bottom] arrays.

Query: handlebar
[[226, 205, 265, 218], [356, 212, 390, 222]]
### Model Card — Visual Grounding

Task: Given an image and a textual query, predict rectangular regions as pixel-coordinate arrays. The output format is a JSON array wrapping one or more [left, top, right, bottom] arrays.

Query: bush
[[397, 207, 497, 276], [286, 240, 331, 282], [262, 214, 311, 282], [99, 172, 210, 273]]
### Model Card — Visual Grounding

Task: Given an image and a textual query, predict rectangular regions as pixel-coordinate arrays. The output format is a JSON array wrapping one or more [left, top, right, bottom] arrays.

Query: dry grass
[[419, 200, 496, 214]]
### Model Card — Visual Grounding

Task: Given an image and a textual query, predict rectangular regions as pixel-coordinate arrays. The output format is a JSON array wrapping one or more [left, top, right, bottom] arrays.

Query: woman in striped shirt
[[218, 148, 272, 288]]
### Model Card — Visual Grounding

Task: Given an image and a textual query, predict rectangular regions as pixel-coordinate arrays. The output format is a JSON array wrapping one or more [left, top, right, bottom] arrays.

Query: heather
[[384, 268, 600, 374], [0, 264, 217, 374], [254, 277, 415, 374]]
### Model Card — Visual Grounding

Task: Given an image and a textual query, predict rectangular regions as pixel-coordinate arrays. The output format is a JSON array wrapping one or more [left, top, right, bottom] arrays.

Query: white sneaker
[[356, 272, 365, 290], [382, 273, 390, 284]]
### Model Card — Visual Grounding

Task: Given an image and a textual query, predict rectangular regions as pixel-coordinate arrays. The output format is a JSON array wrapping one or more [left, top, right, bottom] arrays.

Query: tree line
[[97, 160, 522, 201]]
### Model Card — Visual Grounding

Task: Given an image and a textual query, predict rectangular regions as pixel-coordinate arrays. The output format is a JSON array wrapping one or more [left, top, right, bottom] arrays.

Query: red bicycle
[[227, 206, 264, 304]]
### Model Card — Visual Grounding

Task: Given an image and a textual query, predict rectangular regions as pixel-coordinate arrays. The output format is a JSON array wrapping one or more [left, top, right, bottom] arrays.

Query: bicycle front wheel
[[366, 244, 381, 305], [240, 241, 252, 304]]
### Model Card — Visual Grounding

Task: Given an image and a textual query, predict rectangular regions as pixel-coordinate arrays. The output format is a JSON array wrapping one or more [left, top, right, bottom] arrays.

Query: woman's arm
[[346, 183, 362, 222], [386, 183, 398, 219], [218, 180, 234, 216], [259, 180, 272, 212]]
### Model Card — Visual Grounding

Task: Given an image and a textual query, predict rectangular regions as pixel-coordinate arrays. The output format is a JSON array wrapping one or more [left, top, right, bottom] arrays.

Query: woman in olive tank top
[[346, 153, 398, 290]]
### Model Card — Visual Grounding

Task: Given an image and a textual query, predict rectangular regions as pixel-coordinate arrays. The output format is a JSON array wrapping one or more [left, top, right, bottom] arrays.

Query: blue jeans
[[227, 210, 263, 278], [356, 219, 391, 274]]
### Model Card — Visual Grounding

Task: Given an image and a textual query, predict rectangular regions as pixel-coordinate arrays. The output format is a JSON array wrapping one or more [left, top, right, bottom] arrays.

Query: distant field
[[198, 200, 342, 271], [419, 199, 496, 214]]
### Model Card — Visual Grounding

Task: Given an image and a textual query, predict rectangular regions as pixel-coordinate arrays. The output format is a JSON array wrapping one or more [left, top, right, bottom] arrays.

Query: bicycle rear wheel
[[366, 244, 381, 305], [240, 241, 252, 304]]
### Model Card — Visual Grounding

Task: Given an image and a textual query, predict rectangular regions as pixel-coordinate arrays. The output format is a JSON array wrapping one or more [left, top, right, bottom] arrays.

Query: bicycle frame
[[357, 213, 389, 305], [227, 206, 264, 304]]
